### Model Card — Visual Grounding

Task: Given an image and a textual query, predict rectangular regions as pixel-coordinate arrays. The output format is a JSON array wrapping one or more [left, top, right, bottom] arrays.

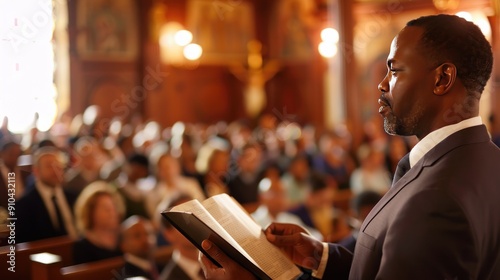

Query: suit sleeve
[[321, 244, 353, 280], [377, 189, 476, 279]]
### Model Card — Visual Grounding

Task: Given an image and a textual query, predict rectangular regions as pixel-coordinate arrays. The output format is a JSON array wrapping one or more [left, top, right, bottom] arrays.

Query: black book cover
[[161, 211, 272, 280]]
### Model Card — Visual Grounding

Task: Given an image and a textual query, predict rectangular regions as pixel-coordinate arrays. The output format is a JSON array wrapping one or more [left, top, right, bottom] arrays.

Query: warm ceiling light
[[321, 28, 339, 44], [455, 11, 472, 21], [318, 42, 338, 58], [183, 44, 203, 60], [433, 0, 460, 11], [174, 30, 193, 46]]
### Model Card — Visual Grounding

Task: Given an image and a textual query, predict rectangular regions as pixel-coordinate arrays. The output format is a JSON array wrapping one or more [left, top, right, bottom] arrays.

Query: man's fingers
[[266, 230, 302, 246], [266, 223, 306, 236], [202, 240, 230, 267], [199, 247, 218, 271]]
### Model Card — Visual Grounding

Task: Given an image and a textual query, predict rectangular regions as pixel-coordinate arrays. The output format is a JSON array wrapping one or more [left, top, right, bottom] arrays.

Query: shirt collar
[[35, 180, 63, 198], [409, 116, 483, 168]]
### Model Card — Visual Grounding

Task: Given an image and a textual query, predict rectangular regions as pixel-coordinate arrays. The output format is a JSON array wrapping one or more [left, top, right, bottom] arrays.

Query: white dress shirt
[[410, 116, 482, 167]]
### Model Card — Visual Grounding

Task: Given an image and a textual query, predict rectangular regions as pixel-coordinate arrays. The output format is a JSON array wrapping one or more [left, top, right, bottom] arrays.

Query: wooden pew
[[0, 236, 73, 280], [59, 256, 125, 280], [30, 246, 173, 280]]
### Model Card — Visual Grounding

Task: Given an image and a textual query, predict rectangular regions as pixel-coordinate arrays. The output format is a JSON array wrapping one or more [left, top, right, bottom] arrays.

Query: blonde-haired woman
[[72, 181, 125, 264]]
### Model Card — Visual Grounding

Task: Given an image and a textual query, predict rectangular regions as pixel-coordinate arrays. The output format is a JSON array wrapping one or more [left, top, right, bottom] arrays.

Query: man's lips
[[378, 98, 391, 114]]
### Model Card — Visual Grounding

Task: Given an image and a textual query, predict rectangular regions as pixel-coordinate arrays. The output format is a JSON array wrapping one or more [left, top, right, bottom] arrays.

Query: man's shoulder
[[17, 186, 42, 204]]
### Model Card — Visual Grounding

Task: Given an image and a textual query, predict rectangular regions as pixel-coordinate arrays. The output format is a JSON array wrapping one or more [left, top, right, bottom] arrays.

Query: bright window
[[0, 0, 63, 133]]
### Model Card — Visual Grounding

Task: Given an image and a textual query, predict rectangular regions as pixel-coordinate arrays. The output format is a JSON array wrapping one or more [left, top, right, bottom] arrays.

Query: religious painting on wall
[[268, 0, 317, 63], [76, 0, 139, 60], [186, 0, 255, 65]]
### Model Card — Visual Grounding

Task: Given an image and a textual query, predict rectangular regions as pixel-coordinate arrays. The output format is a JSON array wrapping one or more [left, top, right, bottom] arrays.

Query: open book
[[161, 193, 302, 280]]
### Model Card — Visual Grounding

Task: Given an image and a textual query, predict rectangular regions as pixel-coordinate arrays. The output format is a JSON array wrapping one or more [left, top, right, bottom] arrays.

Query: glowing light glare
[[455, 11, 492, 39], [36, 93, 58, 132], [0, 1, 58, 134], [30, 252, 61, 264], [83, 105, 99, 125], [171, 121, 185, 136], [476, 18, 492, 39], [143, 121, 161, 140], [258, 178, 271, 192], [159, 22, 184, 47], [318, 42, 338, 58], [174, 30, 193, 46], [109, 119, 122, 135], [171, 135, 182, 149], [455, 11, 473, 22], [183, 44, 202, 60], [321, 28, 339, 43]]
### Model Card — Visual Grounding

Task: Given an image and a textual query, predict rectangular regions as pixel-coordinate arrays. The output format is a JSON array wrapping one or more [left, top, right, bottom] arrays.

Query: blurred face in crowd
[[289, 158, 309, 182], [35, 153, 65, 188], [91, 193, 120, 231], [75, 139, 106, 171], [238, 146, 262, 174], [126, 162, 149, 182], [207, 150, 229, 175], [307, 186, 335, 209], [121, 219, 156, 259], [157, 155, 181, 182], [163, 224, 198, 257], [259, 180, 288, 217]]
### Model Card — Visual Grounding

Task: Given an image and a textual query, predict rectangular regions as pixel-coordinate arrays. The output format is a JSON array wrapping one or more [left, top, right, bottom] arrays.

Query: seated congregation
[[0, 112, 399, 279]]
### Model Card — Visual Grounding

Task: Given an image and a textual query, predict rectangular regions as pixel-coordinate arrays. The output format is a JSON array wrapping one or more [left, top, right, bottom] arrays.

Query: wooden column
[[337, 0, 362, 148]]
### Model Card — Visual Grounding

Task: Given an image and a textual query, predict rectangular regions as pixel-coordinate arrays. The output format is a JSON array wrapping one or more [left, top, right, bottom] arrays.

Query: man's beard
[[383, 110, 421, 137], [383, 112, 398, 135]]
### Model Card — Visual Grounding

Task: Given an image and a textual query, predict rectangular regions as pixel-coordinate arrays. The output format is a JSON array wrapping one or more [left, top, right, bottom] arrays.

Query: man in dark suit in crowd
[[16, 147, 78, 243], [199, 14, 500, 279], [227, 143, 263, 213], [119, 215, 162, 279]]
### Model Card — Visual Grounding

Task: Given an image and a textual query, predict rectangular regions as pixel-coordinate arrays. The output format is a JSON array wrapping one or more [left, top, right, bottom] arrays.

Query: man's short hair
[[33, 146, 66, 166], [407, 14, 493, 96], [127, 153, 150, 169]]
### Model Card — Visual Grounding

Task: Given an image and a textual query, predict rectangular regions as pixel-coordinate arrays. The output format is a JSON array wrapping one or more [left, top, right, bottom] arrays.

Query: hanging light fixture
[[433, 0, 460, 11]]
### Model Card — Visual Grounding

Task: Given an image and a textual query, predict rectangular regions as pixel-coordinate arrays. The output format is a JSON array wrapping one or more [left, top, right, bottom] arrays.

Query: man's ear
[[433, 63, 456, 96]]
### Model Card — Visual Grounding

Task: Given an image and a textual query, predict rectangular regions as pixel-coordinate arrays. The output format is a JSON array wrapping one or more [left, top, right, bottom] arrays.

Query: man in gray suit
[[199, 14, 500, 279]]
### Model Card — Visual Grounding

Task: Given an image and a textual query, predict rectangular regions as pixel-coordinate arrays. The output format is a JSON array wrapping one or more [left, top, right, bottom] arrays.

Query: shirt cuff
[[311, 242, 329, 279]]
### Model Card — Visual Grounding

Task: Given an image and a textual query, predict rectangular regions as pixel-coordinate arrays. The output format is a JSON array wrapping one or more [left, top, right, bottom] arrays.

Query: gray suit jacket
[[325, 125, 500, 279]]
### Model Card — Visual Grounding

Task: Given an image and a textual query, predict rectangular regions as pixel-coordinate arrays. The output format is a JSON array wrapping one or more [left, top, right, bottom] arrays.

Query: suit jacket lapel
[[361, 125, 491, 232], [362, 158, 422, 231]]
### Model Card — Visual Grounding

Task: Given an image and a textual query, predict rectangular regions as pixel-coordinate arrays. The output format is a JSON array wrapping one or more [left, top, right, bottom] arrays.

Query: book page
[[170, 199, 259, 267], [202, 194, 301, 280]]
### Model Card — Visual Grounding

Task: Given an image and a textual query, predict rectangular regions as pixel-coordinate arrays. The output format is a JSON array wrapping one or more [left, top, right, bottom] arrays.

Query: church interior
[[0, 0, 499, 279]]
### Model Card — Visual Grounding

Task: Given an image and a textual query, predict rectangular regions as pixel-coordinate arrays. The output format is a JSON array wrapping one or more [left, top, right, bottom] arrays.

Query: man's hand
[[199, 240, 257, 280], [265, 223, 324, 270]]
